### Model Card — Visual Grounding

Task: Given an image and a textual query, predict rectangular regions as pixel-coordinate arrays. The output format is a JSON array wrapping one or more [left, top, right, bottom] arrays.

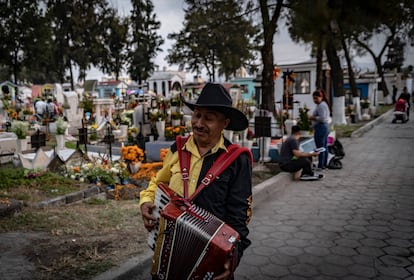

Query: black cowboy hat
[[182, 83, 248, 131]]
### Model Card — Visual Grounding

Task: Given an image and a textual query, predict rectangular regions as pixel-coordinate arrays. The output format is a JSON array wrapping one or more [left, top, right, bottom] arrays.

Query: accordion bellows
[[148, 184, 240, 280]]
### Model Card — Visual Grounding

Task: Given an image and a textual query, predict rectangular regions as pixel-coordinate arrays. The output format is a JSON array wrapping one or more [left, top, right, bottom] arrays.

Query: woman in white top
[[309, 89, 330, 169]]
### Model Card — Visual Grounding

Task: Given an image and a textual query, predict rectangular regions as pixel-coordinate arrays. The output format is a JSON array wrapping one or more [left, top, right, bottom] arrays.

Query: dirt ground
[[0, 163, 280, 280]]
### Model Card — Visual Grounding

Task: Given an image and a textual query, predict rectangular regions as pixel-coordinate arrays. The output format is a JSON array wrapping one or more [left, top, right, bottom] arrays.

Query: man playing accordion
[[140, 83, 253, 280]]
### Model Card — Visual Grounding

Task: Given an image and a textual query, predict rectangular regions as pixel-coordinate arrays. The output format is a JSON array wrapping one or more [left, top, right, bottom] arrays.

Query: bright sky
[[84, 0, 413, 81]]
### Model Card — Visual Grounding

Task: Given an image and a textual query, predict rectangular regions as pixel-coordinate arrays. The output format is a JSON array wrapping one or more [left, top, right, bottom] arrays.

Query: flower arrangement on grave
[[360, 98, 370, 109], [149, 109, 166, 122], [170, 110, 184, 120], [121, 145, 145, 164], [170, 95, 181, 107], [55, 117, 68, 135], [8, 108, 18, 120], [120, 110, 133, 125], [297, 105, 311, 131], [11, 120, 29, 139], [89, 123, 98, 141], [346, 104, 355, 116], [78, 93, 92, 112], [62, 160, 129, 186], [165, 125, 186, 140], [127, 126, 138, 142]]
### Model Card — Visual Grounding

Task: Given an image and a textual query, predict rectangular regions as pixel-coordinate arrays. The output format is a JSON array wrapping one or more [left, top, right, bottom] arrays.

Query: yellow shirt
[[139, 135, 227, 206]]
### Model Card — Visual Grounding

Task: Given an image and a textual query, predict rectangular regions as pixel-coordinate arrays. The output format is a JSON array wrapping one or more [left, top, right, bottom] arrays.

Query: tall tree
[[0, 0, 44, 83], [128, 0, 164, 85], [352, 0, 414, 99], [99, 10, 129, 80], [46, 0, 109, 88], [70, 0, 109, 84], [167, 0, 257, 82]]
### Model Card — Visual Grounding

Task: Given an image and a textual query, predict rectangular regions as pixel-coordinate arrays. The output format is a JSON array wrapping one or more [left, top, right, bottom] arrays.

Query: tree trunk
[[315, 40, 323, 89], [325, 39, 346, 125], [325, 39, 344, 98], [260, 45, 274, 112], [258, 0, 283, 115], [374, 57, 389, 98], [340, 33, 358, 98]]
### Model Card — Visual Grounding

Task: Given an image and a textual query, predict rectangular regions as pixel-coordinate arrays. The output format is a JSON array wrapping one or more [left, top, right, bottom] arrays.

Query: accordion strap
[[176, 135, 191, 198], [176, 135, 253, 201]]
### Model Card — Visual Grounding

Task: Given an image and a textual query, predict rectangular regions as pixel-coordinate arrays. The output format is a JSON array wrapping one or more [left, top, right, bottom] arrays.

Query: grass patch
[[375, 104, 393, 116], [85, 197, 109, 205], [334, 124, 365, 138], [77, 260, 114, 277], [0, 200, 142, 233], [65, 141, 78, 149], [334, 104, 393, 138], [0, 166, 86, 202]]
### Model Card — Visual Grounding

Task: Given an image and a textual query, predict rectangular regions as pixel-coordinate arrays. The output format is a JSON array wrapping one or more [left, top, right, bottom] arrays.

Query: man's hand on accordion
[[213, 259, 231, 280], [140, 202, 157, 231]]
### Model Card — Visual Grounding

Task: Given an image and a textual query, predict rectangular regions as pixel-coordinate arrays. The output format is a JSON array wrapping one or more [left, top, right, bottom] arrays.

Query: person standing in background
[[309, 89, 331, 170]]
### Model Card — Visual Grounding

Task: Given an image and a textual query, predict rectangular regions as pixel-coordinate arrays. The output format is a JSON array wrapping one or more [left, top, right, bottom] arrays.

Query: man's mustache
[[193, 126, 208, 133]]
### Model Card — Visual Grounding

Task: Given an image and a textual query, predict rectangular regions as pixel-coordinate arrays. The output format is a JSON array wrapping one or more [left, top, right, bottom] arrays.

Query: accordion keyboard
[[147, 186, 170, 250]]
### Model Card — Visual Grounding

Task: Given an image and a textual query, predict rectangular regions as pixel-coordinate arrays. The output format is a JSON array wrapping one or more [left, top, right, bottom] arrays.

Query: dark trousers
[[314, 122, 329, 168], [280, 157, 313, 176]]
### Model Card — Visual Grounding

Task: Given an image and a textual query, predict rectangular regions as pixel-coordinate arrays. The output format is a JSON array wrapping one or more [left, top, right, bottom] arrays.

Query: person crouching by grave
[[279, 125, 324, 181], [140, 83, 253, 280]]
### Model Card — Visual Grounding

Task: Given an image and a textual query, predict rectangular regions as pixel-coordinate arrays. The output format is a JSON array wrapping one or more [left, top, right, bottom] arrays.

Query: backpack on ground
[[327, 139, 345, 169]]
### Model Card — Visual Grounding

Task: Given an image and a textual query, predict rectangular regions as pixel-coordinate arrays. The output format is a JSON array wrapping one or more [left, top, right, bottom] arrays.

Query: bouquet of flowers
[[121, 145, 145, 164], [165, 125, 186, 140], [11, 120, 29, 139], [55, 117, 68, 135], [149, 109, 166, 121], [360, 98, 370, 109], [170, 111, 183, 120]]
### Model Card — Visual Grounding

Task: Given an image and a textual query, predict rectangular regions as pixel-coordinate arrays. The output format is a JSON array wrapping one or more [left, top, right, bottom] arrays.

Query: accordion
[[148, 183, 240, 280]]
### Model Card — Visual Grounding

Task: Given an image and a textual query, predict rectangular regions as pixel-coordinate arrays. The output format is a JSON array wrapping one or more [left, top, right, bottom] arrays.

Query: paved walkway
[[235, 110, 414, 279]]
